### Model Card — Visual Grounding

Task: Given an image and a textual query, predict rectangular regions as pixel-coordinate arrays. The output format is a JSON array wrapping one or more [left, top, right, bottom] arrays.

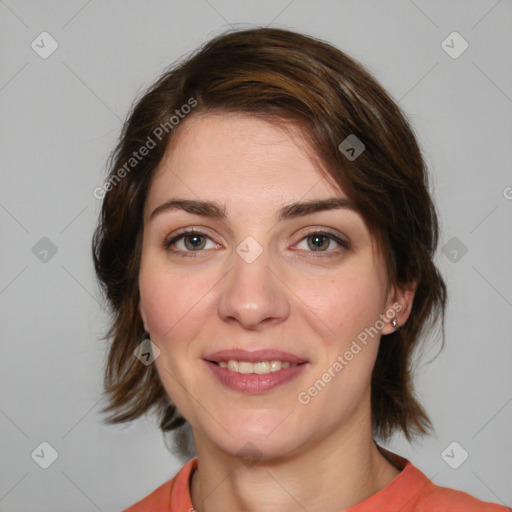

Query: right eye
[[163, 229, 220, 255]]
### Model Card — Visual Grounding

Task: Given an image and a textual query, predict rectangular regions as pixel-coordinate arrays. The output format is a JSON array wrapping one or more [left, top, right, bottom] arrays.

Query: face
[[138, 113, 410, 460]]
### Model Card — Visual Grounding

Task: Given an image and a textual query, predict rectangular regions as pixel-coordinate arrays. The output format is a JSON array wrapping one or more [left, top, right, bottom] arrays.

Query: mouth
[[203, 349, 309, 393], [207, 359, 305, 374]]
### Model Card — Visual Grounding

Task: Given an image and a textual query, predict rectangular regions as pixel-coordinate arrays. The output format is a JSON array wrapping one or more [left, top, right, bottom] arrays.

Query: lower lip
[[205, 360, 308, 393]]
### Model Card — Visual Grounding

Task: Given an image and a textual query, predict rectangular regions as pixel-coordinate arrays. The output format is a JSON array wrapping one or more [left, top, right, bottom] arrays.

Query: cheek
[[139, 263, 213, 342], [293, 269, 386, 343], [139, 266, 211, 413], [294, 273, 384, 418]]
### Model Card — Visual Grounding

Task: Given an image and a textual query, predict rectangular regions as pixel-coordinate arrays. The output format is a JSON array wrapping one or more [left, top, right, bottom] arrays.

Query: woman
[[92, 27, 509, 511]]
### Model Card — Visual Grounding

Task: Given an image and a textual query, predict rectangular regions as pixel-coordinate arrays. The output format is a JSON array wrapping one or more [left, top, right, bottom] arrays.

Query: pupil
[[310, 235, 327, 251], [186, 235, 204, 250]]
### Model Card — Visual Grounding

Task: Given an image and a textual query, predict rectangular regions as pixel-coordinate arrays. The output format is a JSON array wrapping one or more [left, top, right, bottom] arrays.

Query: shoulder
[[122, 479, 174, 512], [417, 484, 510, 512], [365, 450, 510, 512], [121, 457, 198, 512], [408, 465, 510, 512]]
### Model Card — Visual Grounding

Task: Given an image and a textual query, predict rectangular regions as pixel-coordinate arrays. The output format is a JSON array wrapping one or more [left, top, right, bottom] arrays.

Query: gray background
[[1, 0, 511, 510]]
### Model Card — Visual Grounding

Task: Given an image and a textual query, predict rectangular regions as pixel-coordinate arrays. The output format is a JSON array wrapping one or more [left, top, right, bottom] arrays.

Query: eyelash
[[162, 228, 350, 258]]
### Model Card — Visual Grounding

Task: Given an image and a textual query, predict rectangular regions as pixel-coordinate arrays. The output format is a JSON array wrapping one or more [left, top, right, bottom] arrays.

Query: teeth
[[217, 359, 298, 374], [270, 360, 281, 372], [253, 361, 269, 374], [239, 361, 253, 374]]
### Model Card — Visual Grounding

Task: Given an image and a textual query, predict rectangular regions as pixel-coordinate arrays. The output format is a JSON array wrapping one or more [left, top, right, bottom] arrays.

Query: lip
[[205, 359, 308, 393], [203, 348, 308, 364]]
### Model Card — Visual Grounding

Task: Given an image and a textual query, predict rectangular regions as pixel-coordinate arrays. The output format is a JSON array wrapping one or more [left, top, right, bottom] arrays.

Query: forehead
[[145, 113, 344, 213]]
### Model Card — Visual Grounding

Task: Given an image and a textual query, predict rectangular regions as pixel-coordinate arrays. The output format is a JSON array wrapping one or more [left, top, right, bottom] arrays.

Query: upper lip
[[204, 349, 308, 364]]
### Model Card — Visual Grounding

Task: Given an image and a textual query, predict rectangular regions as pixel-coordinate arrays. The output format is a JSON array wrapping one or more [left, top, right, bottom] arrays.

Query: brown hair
[[92, 27, 446, 455]]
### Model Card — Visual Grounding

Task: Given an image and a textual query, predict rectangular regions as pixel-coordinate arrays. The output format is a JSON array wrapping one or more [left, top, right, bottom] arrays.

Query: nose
[[218, 244, 290, 330]]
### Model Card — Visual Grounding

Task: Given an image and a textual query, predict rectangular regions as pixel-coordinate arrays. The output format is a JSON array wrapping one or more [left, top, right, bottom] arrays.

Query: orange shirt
[[123, 457, 510, 512]]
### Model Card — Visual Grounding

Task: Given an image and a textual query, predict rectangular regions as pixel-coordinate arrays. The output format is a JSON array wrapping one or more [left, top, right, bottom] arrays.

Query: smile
[[214, 360, 298, 374], [203, 349, 309, 392]]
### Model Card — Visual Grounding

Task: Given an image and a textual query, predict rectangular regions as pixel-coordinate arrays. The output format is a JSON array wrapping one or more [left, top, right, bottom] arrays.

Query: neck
[[189, 412, 401, 512]]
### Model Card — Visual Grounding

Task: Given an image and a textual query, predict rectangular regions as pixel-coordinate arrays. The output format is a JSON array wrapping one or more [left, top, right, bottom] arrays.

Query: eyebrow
[[149, 197, 357, 222]]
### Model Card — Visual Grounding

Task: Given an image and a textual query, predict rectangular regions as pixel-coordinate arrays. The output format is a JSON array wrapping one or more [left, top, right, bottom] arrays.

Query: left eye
[[295, 232, 348, 252]]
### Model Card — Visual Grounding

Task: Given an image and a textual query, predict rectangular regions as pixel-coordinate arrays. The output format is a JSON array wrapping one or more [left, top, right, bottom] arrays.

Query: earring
[[391, 318, 398, 329]]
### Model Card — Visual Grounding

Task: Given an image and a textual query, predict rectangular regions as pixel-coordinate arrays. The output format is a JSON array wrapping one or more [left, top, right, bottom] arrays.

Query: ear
[[380, 281, 416, 335], [138, 302, 150, 333]]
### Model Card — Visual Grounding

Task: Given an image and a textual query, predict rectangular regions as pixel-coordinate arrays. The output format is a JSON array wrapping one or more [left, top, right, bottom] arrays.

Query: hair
[[92, 27, 447, 458]]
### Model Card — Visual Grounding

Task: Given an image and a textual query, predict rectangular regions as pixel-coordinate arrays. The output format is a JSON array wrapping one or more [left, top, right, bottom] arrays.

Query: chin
[[223, 435, 301, 463], [201, 417, 305, 462]]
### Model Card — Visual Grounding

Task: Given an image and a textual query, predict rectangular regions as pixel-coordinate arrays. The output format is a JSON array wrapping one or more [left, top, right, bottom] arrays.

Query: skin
[[138, 113, 415, 512]]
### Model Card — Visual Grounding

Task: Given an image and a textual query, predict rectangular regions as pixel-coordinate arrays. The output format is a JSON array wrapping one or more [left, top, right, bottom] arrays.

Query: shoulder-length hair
[[92, 27, 446, 455]]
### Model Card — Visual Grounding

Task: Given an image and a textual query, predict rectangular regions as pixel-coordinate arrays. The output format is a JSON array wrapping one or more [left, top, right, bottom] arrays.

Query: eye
[[163, 229, 219, 255], [294, 230, 350, 254], [163, 228, 350, 257]]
